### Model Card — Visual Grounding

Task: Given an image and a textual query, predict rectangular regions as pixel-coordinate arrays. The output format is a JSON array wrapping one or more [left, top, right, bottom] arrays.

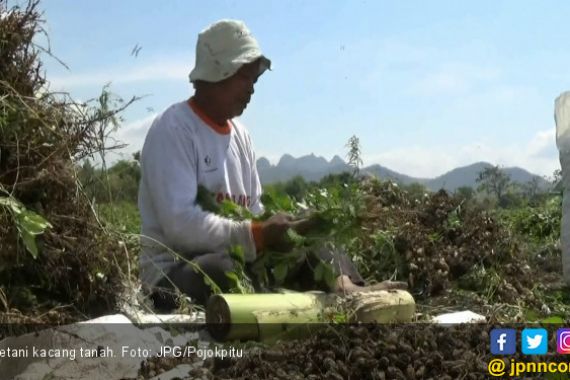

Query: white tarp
[[0, 314, 202, 380], [432, 310, 486, 324]]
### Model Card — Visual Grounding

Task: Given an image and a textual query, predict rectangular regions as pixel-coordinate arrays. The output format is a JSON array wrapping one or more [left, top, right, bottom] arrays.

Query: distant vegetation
[[81, 154, 558, 213], [256, 153, 552, 192]]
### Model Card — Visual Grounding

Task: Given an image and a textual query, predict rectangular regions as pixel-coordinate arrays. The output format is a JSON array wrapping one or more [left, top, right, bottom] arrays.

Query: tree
[[345, 135, 363, 176], [77, 159, 141, 203], [476, 165, 511, 204], [551, 169, 563, 194], [520, 177, 547, 205], [552, 169, 562, 185], [282, 175, 309, 201], [77, 159, 105, 201], [455, 186, 475, 202], [319, 172, 355, 188], [107, 159, 141, 202]]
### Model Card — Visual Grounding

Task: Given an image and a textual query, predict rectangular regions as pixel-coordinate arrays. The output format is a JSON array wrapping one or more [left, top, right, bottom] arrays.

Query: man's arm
[[243, 125, 264, 216]]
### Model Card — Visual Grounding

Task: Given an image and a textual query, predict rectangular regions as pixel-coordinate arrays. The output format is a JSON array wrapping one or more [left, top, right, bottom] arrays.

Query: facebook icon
[[491, 328, 516, 355]]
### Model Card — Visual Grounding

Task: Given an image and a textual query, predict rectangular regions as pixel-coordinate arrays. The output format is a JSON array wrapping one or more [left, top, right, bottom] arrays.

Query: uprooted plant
[[0, 0, 138, 321], [196, 176, 370, 294]]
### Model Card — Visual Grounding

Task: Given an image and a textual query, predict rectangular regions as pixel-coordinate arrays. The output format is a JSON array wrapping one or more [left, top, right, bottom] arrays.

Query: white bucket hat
[[189, 19, 271, 83]]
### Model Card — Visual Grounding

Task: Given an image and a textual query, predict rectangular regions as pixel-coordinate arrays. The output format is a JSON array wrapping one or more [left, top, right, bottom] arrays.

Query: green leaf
[[348, 204, 356, 217], [18, 210, 52, 234], [273, 263, 289, 284], [195, 185, 219, 213], [219, 199, 253, 220], [541, 316, 565, 324], [18, 228, 39, 259], [202, 274, 222, 295], [219, 200, 239, 215], [260, 187, 298, 215], [286, 229, 306, 246], [224, 271, 245, 294], [0, 195, 51, 259], [260, 192, 277, 211], [0, 196, 22, 214], [229, 245, 246, 266], [332, 312, 348, 323], [321, 262, 337, 289], [304, 212, 334, 236], [446, 208, 462, 229], [314, 263, 325, 283]]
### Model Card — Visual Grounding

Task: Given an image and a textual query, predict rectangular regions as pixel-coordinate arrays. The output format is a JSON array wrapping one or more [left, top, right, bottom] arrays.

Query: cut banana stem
[[206, 290, 416, 342]]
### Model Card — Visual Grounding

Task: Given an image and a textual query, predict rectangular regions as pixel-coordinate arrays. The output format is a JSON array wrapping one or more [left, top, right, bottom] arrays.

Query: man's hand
[[254, 212, 330, 253], [289, 218, 315, 236], [258, 213, 295, 252], [289, 212, 331, 237]]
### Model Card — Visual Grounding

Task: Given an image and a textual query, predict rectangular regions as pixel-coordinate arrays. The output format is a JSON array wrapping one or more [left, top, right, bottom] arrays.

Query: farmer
[[138, 19, 405, 308]]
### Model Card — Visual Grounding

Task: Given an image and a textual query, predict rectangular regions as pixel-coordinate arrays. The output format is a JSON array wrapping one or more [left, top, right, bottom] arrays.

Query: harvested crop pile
[[353, 179, 533, 304], [213, 324, 491, 380], [0, 0, 132, 321]]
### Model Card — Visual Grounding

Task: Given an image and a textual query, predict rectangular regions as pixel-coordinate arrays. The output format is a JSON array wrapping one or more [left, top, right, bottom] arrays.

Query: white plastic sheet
[[432, 310, 486, 324]]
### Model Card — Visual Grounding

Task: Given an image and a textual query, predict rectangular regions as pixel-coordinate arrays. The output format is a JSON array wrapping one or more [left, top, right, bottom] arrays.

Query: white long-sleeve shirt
[[138, 99, 264, 287]]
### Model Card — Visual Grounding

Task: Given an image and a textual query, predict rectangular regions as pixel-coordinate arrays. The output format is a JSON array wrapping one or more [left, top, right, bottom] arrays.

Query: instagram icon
[[557, 329, 570, 354]]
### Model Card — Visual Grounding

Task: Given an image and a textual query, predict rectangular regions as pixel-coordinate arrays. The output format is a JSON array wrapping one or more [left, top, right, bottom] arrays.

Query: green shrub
[[499, 195, 561, 243]]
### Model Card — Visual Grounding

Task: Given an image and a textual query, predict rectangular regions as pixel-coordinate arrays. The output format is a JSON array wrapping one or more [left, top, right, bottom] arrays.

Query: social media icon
[[557, 328, 570, 354], [522, 328, 548, 354], [490, 328, 516, 355]]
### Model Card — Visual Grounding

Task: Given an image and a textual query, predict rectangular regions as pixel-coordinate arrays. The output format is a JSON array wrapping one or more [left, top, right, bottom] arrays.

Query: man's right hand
[[256, 213, 295, 253], [290, 212, 330, 237]]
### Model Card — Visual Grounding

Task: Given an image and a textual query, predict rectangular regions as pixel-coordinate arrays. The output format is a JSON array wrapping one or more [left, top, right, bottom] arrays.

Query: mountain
[[258, 153, 352, 183], [363, 164, 428, 185], [256, 157, 271, 171], [256, 155, 550, 192], [424, 162, 550, 191]]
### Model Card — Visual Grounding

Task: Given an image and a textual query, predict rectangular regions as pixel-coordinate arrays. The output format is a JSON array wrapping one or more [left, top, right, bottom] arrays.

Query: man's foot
[[335, 275, 408, 294]]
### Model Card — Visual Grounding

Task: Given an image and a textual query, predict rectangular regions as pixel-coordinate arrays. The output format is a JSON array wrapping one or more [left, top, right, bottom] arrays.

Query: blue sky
[[39, 0, 570, 178]]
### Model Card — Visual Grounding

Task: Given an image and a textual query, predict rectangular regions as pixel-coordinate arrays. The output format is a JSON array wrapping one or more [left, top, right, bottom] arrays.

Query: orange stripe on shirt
[[188, 97, 232, 135]]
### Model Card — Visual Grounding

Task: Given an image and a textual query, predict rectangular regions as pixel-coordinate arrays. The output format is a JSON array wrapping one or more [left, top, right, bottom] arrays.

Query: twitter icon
[[522, 328, 548, 355]]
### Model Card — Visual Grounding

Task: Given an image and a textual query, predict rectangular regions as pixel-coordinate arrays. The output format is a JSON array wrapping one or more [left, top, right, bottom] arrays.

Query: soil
[[138, 322, 570, 379], [212, 324, 491, 380]]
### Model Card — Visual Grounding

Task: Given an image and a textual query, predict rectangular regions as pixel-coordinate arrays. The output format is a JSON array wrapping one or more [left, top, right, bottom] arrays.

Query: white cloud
[[365, 147, 456, 179], [364, 128, 560, 178], [104, 113, 156, 163], [48, 57, 192, 90], [528, 128, 557, 158]]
